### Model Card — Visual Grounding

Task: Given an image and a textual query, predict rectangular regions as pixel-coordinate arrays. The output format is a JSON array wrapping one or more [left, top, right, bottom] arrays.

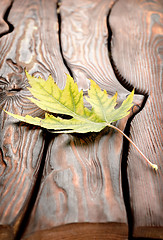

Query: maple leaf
[[4, 71, 158, 171], [5, 71, 134, 133]]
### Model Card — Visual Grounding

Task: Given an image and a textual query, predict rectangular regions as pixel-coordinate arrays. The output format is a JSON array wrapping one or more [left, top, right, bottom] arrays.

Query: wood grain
[[24, 223, 128, 240], [23, 0, 143, 239], [1, 0, 162, 239], [0, 59, 46, 239], [23, 115, 135, 240], [60, 0, 130, 95], [0, 0, 68, 238], [109, 0, 163, 238]]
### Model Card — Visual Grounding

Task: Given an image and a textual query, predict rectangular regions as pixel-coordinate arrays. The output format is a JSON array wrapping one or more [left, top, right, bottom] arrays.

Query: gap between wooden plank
[[56, 0, 73, 78], [106, 5, 152, 240], [0, 0, 14, 38], [14, 131, 53, 240]]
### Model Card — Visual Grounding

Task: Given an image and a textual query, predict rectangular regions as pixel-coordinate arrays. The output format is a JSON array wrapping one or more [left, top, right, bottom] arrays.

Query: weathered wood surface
[[0, 0, 68, 239], [0, 0, 49, 238], [0, 0, 162, 239], [110, 0, 163, 238]]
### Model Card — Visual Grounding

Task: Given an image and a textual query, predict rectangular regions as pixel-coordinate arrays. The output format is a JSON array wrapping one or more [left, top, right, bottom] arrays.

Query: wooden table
[[0, 0, 162, 239]]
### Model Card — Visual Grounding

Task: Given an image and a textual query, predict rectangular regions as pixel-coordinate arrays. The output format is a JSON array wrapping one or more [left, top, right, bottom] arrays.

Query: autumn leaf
[[5, 71, 134, 133], [4, 71, 158, 170]]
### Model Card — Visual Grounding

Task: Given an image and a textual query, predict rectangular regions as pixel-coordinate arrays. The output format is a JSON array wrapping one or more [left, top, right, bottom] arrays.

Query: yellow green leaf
[[5, 71, 134, 133], [5, 72, 158, 170], [26, 71, 91, 120]]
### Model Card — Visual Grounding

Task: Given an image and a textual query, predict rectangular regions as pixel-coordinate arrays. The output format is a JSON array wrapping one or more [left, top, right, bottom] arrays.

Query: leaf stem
[[108, 124, 158, 171]]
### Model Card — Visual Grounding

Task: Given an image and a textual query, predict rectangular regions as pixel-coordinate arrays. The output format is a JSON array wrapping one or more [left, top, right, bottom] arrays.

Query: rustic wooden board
[[60, 0, 129, 94], [23, 109, 142, 240], [0, 0, 68, 239], [24, 223, 128, 240], [23, 0, 143, 239], [109, 0, 163, 239], [0, 0, 162, 239]]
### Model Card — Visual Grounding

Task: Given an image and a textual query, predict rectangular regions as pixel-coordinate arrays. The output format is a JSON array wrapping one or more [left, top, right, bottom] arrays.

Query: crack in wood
[[106, 3, 149, 239], [56, 0, 73, 78], [107, 3, 148, 97], [14, 131, 53, 240], [0, 0, 14, 38]]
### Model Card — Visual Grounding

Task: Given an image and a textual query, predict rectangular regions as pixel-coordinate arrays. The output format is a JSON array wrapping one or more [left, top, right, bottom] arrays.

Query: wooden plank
[[24, 223, 128, 240], [23, 107, 142, 240], [109, 0, 163, 238], [59, 0, 129, 95], [23, 0, 144, 239], [0, 0, 68, 238]]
